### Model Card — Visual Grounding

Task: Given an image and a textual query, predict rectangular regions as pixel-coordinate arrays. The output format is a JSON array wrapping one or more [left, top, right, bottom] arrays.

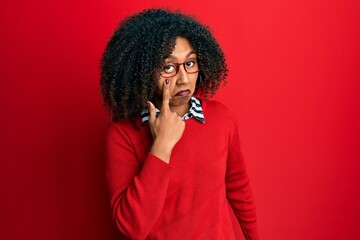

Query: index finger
[[161, 79, 170, 112]]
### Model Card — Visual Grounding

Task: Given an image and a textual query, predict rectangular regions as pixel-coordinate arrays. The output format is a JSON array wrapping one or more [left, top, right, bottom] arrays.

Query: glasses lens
[[160, 59, 199, 77], [184, 59, 199, 73], [160, 64, 176, 78]]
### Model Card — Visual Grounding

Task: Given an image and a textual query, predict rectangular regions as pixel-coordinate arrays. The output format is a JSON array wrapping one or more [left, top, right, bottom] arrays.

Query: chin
[[170, 96, 191, 106]]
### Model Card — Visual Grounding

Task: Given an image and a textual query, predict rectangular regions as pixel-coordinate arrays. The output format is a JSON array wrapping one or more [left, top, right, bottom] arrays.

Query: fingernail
[[165, 79, 169, 84], [145, 101, 149, 107]]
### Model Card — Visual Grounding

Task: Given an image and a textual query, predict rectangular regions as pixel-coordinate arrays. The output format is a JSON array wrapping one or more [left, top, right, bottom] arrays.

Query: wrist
[[150, 139, 173, 164]]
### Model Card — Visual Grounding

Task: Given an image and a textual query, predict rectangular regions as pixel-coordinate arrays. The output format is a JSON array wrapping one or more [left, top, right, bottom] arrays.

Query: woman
[[100, 9, 259, 239]]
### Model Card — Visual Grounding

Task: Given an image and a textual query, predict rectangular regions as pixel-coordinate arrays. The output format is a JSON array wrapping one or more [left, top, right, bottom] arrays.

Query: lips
[[175, 89, 191, 97]]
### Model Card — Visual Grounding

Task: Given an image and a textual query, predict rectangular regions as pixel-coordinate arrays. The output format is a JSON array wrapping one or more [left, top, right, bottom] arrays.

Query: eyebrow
[[165, 51, 197, 60]]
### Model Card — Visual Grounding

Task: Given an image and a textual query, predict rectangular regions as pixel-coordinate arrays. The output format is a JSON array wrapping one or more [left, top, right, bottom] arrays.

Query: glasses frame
[[159, 59, 199, 78]]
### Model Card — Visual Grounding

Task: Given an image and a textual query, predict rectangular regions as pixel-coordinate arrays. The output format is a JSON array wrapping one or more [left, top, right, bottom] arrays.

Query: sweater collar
[[141, 96, 205, 125]]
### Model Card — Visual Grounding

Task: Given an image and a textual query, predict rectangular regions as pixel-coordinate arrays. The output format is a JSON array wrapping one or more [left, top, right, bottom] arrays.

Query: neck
[[170, 102, 191, 117]]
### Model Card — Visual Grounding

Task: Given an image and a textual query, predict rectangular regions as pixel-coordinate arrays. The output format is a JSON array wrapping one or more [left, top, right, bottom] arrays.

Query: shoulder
[[107, 119, 133, 133], [201, 98, 236, 122], [199, 98, 239, 145], [106, 118, 145, 142]]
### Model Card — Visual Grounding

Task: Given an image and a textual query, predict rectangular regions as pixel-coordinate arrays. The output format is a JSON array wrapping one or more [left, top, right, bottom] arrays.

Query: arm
[[226, 120, 260, 240], [106, 123, 173, 239], [106, 79, 184, 239]]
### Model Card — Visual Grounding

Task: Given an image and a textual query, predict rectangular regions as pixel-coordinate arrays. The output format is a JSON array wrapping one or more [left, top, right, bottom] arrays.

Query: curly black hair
[[100, 8, 228, 122]]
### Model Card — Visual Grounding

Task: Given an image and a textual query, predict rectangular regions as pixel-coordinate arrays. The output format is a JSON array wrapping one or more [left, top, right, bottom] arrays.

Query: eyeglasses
[[159, 58, 199, 78]]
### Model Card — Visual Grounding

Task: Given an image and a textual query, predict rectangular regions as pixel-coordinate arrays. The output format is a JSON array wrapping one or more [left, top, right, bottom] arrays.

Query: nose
[[176, 64, 190, 85]]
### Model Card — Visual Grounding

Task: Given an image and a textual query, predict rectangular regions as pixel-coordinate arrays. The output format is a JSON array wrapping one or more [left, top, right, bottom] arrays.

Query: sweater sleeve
[[105, 123, 173, 239], [226, 119, 260, 240]]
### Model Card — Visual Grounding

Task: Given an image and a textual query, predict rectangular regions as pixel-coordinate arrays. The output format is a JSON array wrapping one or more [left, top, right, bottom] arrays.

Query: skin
[[147, 37, 198, 164]]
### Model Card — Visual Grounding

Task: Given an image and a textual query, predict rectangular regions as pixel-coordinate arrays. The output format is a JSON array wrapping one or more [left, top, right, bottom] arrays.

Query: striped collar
[[141, 96, 205, 125]]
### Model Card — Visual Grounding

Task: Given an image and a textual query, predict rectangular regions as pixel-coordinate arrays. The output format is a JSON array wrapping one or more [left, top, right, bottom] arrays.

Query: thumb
[[147, 101, 156, 126]]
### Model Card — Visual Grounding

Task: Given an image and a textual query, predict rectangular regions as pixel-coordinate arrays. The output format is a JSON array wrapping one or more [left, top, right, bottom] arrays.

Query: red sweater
[[106, 99, 259, 239]]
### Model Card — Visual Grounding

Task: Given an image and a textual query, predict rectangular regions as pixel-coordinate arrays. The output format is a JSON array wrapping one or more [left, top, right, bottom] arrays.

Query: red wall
[[1, 0, 360, 239]]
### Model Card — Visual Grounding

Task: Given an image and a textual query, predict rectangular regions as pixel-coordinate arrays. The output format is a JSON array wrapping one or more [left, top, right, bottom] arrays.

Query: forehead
[[166, 37, 196, 60]]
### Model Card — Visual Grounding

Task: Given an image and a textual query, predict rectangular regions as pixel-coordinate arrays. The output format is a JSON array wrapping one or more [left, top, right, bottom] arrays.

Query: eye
[[185, 60, 196, 68], [163, 64, 175, 73]]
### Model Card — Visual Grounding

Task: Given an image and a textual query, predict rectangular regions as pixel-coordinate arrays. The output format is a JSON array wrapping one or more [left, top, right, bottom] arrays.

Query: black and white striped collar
[[141, 96, 205, 125]]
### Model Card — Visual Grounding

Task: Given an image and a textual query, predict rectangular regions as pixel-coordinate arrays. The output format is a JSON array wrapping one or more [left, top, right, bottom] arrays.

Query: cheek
[[192, 74, 199, 87], [156, 77, 169, 97]]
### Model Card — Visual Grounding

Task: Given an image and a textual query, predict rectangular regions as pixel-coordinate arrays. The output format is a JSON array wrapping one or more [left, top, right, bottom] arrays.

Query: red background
[[1, 0, 360, 239]]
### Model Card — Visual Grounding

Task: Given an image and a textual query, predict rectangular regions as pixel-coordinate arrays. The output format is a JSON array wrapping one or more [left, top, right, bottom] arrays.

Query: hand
[[147, 79, 185, 163]]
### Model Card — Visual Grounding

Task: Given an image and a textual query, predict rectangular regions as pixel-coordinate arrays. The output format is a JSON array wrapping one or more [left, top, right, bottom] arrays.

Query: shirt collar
[[141, 96, 205, 125]]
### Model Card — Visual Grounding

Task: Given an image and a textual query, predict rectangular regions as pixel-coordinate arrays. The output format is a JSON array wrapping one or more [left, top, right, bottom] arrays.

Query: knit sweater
[[105, 99, 259, 239]]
